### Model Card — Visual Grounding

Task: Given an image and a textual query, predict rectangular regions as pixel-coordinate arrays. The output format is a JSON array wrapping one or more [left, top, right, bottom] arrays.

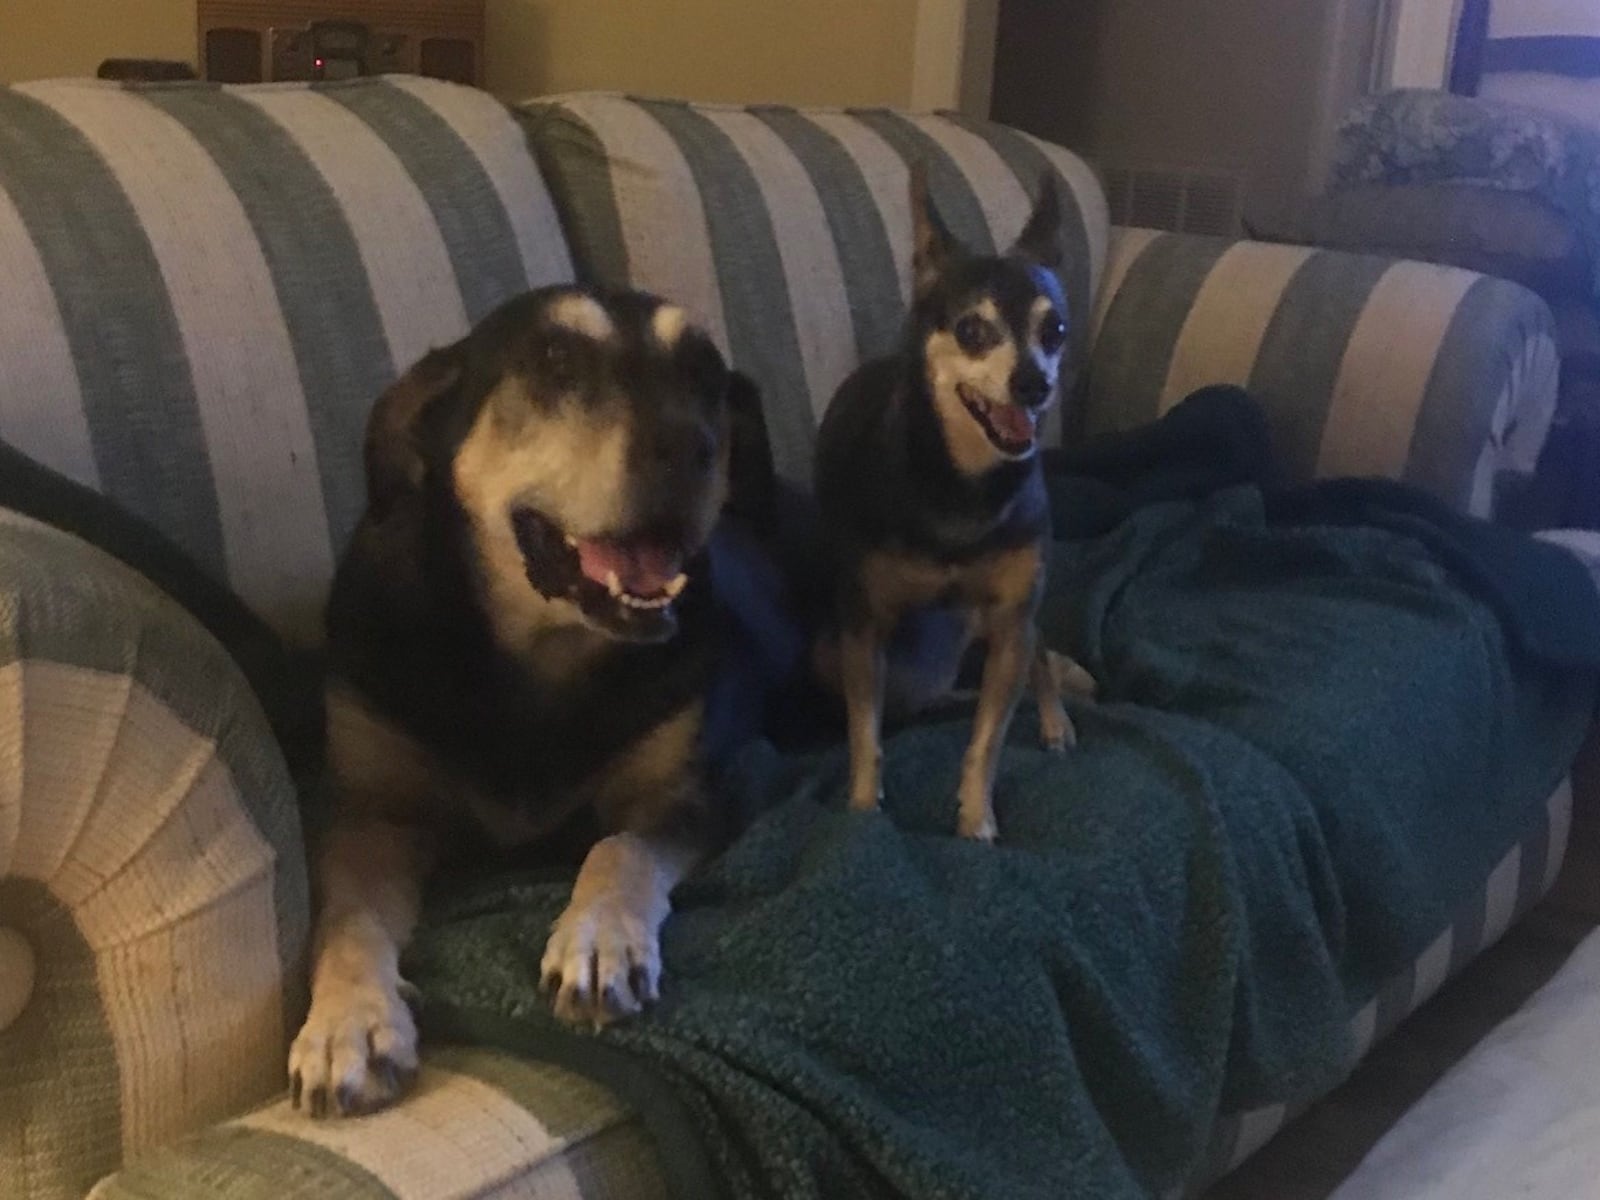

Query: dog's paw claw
[[541, 900, 661, 1028], [288, 978, 419, 1119]]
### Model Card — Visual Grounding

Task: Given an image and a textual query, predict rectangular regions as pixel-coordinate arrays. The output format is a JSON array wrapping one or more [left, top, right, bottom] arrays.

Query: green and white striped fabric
[[1087, 228, 1559, 518], [1184, 777, 1572, 1197], [91, 1046, 663, 1200], [0, 76, 575, 644], [518, 92, 1556, 521], [0, 511, 309, 1200], [517, 92, 1109, 490]]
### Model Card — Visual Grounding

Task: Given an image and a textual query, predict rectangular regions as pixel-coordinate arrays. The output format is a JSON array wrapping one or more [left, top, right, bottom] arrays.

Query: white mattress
[[1330, 927, 1600, 1200]]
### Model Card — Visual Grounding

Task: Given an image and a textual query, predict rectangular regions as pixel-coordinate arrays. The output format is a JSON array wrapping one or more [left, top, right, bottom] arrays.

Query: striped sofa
[[0, 76, 1570, 1200]]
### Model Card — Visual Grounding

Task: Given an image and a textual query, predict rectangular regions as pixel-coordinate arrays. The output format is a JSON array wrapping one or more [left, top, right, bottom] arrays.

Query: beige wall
[[484, 0, 918, 106], [0, 1, 195, 83], [0, 0, 925, 109], [991, 0, 1384, 230]]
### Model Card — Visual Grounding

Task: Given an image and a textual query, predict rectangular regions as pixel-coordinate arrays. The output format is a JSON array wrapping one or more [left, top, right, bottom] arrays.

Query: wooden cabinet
[[198, 1, 485, 86]]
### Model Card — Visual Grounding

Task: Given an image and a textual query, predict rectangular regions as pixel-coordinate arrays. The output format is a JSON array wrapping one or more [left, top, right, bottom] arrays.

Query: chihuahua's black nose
[[1011, 363, 1052, 410]]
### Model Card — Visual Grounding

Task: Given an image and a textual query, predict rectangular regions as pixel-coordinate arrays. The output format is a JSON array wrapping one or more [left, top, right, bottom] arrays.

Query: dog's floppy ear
[[1011, 172, 1064, 268], [910, 160, 958, 302], [365, 343, 464, 515], [722, 369, 779, 539]]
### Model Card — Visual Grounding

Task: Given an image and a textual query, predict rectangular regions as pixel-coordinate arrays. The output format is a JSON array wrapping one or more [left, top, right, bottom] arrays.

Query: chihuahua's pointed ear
[[365, 342, 463, 515], [1011, 173, 1064, 268], [910, 160, 957, 301]]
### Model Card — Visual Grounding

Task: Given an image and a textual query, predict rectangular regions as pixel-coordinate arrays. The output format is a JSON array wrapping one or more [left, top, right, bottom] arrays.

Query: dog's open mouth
[[511, 507, 691, 643], [956, 384, 1036, 458]]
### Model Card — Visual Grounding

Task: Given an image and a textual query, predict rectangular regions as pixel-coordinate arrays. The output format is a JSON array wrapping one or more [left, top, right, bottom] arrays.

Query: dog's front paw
[[957, 804, 998, 842], [956, 777, 998, 842], [540, 898, 661, 1028], [1039, 698, 1076, 753], [289, 978, 418, 1118]]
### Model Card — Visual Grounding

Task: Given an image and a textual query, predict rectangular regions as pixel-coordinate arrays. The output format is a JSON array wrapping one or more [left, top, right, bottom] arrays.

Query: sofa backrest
[[517, 93, 1109, 495], [0, 76, 574, 643]]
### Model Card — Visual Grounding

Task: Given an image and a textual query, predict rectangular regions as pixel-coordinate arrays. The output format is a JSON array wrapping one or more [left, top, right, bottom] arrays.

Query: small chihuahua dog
[[811, 163, 1095, 841]]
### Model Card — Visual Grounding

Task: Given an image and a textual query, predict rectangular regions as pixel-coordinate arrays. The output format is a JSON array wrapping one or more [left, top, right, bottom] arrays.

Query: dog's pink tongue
[[991, 403, 1035, 446], [575, 538, 681, 596]]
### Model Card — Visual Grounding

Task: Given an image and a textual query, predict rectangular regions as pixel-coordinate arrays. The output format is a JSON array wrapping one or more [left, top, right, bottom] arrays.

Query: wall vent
[[1098, 164, 1244, 237]]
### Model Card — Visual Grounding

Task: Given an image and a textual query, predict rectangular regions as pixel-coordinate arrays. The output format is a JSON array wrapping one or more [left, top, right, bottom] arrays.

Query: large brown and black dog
[[287, 286, 775, 1118]]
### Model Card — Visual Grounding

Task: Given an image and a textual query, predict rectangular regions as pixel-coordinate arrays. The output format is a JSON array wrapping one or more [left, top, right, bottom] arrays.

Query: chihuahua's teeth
[[606, 570, 623, 598], [664, 573, 688, 598], [564, 534, 577, 548]]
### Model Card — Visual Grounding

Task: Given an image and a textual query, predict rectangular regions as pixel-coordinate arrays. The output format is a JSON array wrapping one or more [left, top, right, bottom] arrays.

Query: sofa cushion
[[516, 93, 1109, 495], [80, 535, 1581, 1199], [89, 1045, 666, 1200], [0, 76, 575, 644], [1250, 184, 1592, 302], [1332, 89, 1600, 307]]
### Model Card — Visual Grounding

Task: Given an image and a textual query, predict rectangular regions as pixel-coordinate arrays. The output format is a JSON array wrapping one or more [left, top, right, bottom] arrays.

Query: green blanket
[[405, 391, 1598, 1200]]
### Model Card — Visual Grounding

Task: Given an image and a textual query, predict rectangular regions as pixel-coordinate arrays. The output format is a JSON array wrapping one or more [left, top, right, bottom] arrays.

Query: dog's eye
[[953, 314, 998, 356], [1038, 311, 1067, 356]]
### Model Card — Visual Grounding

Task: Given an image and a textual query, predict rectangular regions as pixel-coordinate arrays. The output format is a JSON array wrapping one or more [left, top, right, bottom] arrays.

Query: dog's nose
[[1011, 364, 1052, 410]]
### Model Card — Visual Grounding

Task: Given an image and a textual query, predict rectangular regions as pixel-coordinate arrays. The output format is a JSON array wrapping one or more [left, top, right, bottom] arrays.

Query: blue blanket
[[405, 389, 1598, 1200]]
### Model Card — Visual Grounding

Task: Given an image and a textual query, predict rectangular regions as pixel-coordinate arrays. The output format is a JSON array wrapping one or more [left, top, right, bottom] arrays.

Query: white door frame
[[1378, 0, 1464, 89]]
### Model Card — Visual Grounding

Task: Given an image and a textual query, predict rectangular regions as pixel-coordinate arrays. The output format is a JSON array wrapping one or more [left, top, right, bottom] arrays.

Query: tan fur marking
[[549, 293, 615, 341], [1032, 647, 1073, 751], [840, 626, 887, 810], [1028, 294, 1066, 390], [452, 381, 630, 655], [956, 611, 1033, 841], [365, 347, 460, 504], [590, 702, 705, 833], [541, 703, 708, 1028], [651, 303, 689, 348], [925, 328, 1018, 477], [326, 684, 435, 821], [541, 828, 701, 1027], [858, 542, 1044, 625], [289, 814, 431, 1117], [843, 542, 1052, 839]]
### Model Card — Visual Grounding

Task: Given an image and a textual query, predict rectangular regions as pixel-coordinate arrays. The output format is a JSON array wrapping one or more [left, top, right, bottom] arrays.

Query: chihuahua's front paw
[[957, 803, 998, 842], [956, 778, 998, 842]]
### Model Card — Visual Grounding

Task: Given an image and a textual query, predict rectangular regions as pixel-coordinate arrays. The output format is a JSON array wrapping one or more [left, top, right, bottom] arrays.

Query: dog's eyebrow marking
[[651, 304, 689, 348], [1027, 263, 1065, 312], [1029, 294, 1062, 329], [549, 294, 615, 341]]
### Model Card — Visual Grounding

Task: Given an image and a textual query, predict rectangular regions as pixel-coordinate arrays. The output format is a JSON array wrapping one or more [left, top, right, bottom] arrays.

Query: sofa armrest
[[0, 512, 309, 1200], [1083, 226, 1560, 518]]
